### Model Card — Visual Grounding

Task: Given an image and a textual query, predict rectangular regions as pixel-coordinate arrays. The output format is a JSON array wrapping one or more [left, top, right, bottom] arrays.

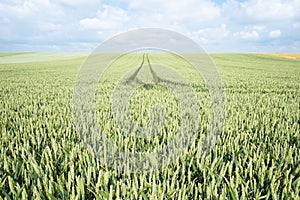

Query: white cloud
[[80, 18, 106, 30], [248, 25, 265, 31], [80, 5, 129, 30], [223, 0, 300, 24], [0, 0, 64, 19], [269, 30, 281, 38], [188, 24, 230, 45], [243, 0, 300, 21], [57, 0, 100, 6], [128, 0, 220, 25], [234, 30, 259, 40], [38, 22, 62, 32], [1, 0, 300, 52]]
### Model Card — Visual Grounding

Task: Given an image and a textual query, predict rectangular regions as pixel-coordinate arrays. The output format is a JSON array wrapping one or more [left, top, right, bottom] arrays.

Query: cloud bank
[[1, 0, 299, 52]]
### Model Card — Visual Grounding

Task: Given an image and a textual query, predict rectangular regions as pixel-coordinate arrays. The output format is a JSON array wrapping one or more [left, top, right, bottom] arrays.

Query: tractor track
[[126, 53, 191, 87]]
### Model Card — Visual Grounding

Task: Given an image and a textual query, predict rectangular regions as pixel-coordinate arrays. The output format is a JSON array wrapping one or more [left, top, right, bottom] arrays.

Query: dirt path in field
[[127, 53, 161, 83], [126, 53, 147, 82], [263, 53, 300, 60], [127, 53, 189, 87], [146, 53, 162, 83]]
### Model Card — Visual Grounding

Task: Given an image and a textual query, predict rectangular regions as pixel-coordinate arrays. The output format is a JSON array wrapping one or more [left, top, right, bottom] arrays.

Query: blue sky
[[0, 0, 299, 52]]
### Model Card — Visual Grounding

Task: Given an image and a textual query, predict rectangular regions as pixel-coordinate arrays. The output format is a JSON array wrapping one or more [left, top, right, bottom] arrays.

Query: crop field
[[0, 52, 299, 199], [265, 53, 300, 61]]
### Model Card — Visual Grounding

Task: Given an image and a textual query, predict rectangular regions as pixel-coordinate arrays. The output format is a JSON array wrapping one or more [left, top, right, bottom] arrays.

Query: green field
[[0, 53, 299, 199]]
